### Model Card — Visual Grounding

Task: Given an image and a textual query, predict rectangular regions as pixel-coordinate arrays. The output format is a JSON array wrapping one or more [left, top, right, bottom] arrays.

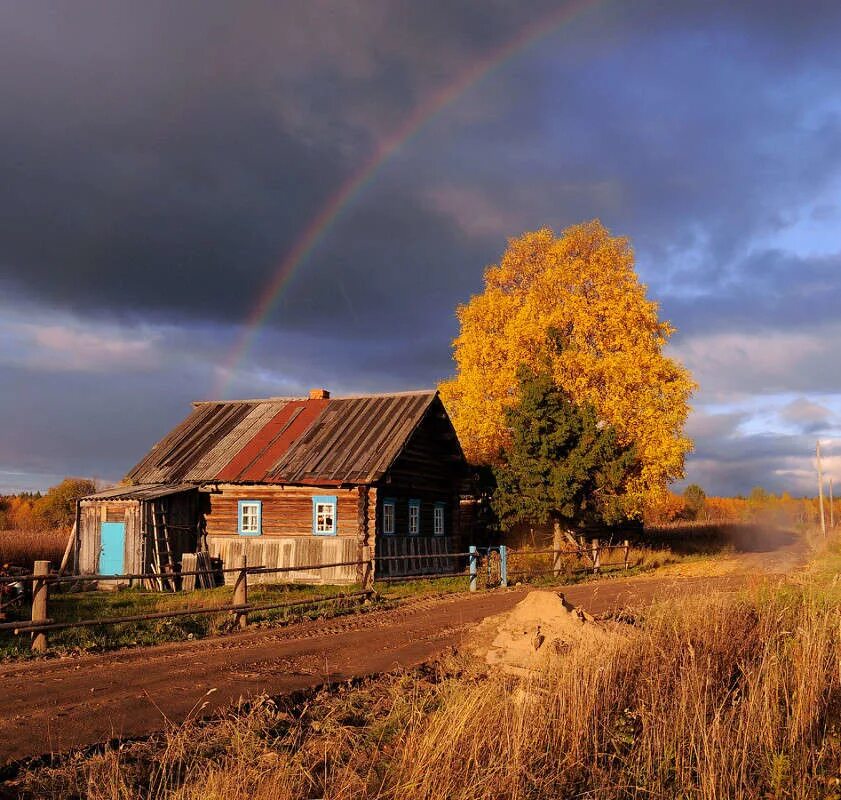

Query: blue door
[[99, 522, 125, 574]]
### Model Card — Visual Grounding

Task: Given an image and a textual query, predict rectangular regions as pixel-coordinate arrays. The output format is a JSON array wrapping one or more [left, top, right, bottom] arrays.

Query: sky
[[2, 0, 841, 497]]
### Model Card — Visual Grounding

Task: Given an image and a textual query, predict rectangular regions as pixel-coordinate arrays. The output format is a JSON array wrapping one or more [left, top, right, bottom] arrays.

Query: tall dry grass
[[394, 588, 841, 799], [14, 573, 841, 800], [0, 527, 67, 568]]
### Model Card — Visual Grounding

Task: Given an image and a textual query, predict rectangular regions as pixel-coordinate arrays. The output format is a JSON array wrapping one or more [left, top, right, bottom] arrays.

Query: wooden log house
[[77, 390, 469, 586]]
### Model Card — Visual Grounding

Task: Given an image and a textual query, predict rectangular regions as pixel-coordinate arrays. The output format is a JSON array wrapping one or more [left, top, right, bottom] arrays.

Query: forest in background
[[0, 478, 95, 533]]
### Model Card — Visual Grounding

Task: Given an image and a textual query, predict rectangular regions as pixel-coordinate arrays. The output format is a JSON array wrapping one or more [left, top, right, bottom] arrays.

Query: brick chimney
[[309, 388, 330, 400]]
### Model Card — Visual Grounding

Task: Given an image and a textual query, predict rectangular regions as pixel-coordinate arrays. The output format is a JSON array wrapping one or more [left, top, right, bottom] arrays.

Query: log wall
[[205, 484, 376, 585], [203, 484, 361, 538]]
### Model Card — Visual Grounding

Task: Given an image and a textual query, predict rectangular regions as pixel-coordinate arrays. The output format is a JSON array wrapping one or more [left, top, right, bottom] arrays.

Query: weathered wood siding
[[78, 491, 199, 583], [372, 400, 466, 578], [207, 535, 359, 585], [376, 493, 455, 538], [78, 500, 143, 578], [375, 535, 461, 578]]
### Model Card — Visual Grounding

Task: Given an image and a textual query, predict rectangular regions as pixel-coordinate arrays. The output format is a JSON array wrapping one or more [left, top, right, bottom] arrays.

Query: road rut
[[0, 571, 762, 764]]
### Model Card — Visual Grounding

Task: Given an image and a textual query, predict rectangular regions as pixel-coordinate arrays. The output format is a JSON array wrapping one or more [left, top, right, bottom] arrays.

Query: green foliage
[[682, 483, 707, 520], [491, 366, 639, 531], [34, 477, 96, 528]]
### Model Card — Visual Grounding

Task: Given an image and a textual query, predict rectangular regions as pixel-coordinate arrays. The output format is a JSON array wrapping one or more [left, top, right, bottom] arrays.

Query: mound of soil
[[469, 590, 615, 675]]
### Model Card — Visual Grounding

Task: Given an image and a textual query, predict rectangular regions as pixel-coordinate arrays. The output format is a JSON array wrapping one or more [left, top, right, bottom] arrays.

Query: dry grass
[[0, 528, 67, 568], [12, 542, 841, 800]]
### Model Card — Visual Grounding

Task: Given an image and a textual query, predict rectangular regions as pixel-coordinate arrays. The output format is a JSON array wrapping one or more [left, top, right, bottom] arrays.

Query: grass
[[6, 528, 831, 799], [0, 529, 735, 661], [0, 528, 67, 568], [0, 582, 372, 660]]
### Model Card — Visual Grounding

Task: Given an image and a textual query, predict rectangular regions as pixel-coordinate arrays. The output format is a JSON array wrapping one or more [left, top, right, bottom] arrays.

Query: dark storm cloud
[[0, 0, 559, 328], [660, 249, 841, 337], [0, 361, 200, 481], [4, 0, 841, 491], [679, 409, 829, 496], [3, 0, 841, 338]]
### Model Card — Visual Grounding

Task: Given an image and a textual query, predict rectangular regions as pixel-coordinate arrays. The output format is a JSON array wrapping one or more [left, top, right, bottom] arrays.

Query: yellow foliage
[[439, 221, 695, 511]]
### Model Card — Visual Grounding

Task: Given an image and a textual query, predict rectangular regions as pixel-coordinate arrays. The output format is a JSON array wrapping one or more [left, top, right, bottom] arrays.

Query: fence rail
[[3, 537, 636, 653]]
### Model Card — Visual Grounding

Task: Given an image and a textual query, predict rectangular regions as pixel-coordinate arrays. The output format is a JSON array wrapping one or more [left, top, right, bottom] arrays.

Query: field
[[2, 525, 827, 799], [0, 528, 67, 568]]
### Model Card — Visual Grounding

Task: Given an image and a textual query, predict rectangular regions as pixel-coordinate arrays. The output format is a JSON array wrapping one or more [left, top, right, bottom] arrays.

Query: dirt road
[[0, 532, 806, 766]]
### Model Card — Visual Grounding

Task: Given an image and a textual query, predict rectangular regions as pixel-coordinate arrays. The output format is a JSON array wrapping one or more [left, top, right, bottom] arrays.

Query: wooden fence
[[0, 538, 636, 653]]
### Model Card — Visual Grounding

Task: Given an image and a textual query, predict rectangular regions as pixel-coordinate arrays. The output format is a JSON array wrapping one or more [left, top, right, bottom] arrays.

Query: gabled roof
[[126, 391, 443, 486]]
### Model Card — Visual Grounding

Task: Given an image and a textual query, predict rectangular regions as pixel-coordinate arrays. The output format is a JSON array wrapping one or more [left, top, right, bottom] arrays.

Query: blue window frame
[[434, 502, 446, 536], [313, 495, 338, 535], [238, 499, 262, 536], [408, 499, 421, 535], [382, 498, 396, 535]]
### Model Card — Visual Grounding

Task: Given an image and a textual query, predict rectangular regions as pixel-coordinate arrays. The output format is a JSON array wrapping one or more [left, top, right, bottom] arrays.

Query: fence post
[[592, 539, 600, 574], [499, 545, 508, 588], [552, 523, 562, 577], [361, 544, 373, 592], [233, 553, 248, 630], [31, 560, 49, 654], [623, 539, 630, 571], [469, 546, 478, 592]]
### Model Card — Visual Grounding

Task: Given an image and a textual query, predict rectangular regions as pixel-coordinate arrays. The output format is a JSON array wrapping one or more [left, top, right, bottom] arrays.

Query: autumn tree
[[439, 221, 695, 513], [35, 478, 96, 528], [682, 484, 706, 520], [492, 366, 639, 537]]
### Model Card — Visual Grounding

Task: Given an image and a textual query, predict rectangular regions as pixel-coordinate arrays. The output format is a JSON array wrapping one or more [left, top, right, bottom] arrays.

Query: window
[[434, 503, 445, 536], [408, 499, 420, 535], [312, 495, 337, 535], [238, 500, 262, 536], [383, 499, 396, 535]]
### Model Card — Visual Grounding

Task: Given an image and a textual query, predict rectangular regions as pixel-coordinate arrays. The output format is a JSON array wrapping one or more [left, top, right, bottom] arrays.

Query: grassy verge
[[0, 582, 370, 660], [0, 529, 744, 661], [7, 534, 829, 799]]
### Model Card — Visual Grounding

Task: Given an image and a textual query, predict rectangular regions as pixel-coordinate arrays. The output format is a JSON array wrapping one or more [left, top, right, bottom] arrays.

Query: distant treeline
[[644, 484, 834, 527], [0, 478, 96, 531]]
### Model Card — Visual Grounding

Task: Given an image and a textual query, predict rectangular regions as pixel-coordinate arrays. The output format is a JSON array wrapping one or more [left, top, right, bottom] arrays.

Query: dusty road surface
[[0, 530, 807, 766]]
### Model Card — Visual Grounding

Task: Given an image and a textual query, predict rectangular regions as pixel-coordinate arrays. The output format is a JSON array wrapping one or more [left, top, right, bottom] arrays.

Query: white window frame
[[313, 495, 337, 536], [408, 499, 420, 535], [383, 499, 396, 535], [238, 500, 261, 536], [433, 503, 445, 536]]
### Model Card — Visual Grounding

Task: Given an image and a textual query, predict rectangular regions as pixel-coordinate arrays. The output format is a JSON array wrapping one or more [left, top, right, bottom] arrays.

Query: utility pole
[[831, 478, 835, 529], [817, 441, 827, 537]]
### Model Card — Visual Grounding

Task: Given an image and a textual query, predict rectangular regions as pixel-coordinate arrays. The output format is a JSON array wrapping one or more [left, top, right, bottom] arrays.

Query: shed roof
[[81, 483, 197, 501], [126, 391, 444, 486]]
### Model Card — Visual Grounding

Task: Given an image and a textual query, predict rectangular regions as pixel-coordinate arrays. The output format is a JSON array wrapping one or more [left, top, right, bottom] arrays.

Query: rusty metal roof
[[126, 391, 441, 486]]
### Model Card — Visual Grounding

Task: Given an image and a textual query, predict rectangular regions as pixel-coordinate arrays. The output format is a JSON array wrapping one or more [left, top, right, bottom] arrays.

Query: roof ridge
[[192, 389, 437, 406]]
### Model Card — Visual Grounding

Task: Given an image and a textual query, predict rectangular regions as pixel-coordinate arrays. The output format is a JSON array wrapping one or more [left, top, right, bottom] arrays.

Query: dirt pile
[[469, 590, 616, 675]]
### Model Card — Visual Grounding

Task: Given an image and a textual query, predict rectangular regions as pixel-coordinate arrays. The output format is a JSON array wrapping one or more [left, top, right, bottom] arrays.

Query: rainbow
[[214, 0, 601, 397]]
